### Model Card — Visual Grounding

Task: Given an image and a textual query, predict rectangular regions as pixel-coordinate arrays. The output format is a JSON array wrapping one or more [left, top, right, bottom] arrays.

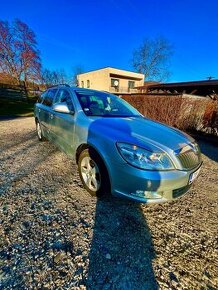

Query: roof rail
[[48, 83, 70, 89]]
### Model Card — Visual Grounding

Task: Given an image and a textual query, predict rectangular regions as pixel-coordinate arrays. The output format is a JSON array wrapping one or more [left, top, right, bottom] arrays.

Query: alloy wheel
[[80, 156, 101, 191]]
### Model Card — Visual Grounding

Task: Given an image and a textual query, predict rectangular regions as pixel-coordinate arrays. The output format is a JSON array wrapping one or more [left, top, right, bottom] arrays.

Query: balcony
[[109, 86, 138, 94]]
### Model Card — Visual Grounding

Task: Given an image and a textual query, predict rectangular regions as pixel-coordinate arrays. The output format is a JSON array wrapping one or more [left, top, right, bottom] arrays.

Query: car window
[[54, 89, 74, 111], [37, 91, 47, 103], [42, 89, 58, 107], [75, 90, 141, 117]]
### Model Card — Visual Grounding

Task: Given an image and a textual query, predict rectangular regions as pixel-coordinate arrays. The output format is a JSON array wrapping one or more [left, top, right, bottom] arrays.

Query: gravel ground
[[0, 117, 217, 290]]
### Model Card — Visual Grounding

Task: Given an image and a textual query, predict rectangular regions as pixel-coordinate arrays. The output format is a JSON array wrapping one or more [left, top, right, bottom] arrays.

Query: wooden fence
[[0, 83, 41, 101], [0, 83, 28, 99]]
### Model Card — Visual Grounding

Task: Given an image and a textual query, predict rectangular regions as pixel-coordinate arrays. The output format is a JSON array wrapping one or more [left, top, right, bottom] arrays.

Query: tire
[[36, 120, 45, 141], [78, 148, 110, 197]]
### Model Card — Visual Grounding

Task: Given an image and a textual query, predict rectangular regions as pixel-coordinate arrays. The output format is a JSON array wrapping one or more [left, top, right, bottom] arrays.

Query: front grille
[[177, 150, 201, 169]]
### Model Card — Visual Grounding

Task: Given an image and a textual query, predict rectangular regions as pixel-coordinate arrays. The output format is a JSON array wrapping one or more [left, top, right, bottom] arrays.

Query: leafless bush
[[123, 94, 182, 126], [201, 100, 218, 135], [176, 97, 218, 136], [122, 94, 218, 136]]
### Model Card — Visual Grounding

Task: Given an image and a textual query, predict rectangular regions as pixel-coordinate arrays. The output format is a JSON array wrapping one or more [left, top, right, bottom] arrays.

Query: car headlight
[[117, 142, 174, 170]]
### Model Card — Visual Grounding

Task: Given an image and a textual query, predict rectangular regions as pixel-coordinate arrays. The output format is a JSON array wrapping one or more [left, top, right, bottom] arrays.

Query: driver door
[[51, 89, 76, 157]]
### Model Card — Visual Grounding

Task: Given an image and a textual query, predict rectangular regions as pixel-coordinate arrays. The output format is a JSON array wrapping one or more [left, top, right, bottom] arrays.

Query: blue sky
[[1, 0, 218, 82]]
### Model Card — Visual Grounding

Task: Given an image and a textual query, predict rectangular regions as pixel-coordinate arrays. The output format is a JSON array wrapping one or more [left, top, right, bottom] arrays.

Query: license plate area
[[189, 167, 201, 184]]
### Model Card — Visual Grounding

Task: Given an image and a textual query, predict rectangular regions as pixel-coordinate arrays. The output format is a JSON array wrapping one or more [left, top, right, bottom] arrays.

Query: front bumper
[[110, 161, 202, 203]]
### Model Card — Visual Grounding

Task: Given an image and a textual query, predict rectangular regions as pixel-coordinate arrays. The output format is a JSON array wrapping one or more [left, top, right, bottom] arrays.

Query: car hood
[[89, 116, 194, 153]]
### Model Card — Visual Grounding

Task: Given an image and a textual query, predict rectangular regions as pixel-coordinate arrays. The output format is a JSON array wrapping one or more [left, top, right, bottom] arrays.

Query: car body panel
[[50, 112, 76, 156], [36, 103, 53, 137]]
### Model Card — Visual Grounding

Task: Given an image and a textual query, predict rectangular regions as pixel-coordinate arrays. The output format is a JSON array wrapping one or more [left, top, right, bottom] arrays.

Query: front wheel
[[78, 148, 110, 197]]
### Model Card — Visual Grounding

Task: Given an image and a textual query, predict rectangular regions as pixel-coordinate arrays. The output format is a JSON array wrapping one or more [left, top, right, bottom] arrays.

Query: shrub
[[122, 94, 218, 136]]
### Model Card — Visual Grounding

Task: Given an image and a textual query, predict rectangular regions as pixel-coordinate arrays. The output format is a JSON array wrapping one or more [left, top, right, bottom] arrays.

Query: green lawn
[[0, 97, 35, 117]]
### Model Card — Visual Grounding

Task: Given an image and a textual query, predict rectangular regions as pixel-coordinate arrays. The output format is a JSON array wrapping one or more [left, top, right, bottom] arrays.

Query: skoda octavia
[[34, 85, 202, 203]]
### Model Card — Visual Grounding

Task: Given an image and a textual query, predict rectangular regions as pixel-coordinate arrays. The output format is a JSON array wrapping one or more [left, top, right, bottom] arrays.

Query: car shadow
[[84, 117, 160, 288], [85, 196, 158, 289], [196, 139, 218, 163]]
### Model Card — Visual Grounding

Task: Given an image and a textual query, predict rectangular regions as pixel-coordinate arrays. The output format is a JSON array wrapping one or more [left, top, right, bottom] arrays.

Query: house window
[[128, 81, 135, 89], [111, 78, 119, 91], [87, 80, 90, 88], [111, 78, 119, 87], [81, 81, 84, 88]]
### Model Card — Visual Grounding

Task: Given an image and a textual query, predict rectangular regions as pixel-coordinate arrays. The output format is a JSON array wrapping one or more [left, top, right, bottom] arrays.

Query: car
[[34, 84, 202, 203]]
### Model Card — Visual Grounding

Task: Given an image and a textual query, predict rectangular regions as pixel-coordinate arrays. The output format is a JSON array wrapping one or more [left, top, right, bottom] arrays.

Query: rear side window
[[42, 89, 58, 107]]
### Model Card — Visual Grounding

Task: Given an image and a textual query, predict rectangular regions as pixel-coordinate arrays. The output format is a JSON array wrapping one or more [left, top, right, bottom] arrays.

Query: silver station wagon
[[34, 84, 202, 203]]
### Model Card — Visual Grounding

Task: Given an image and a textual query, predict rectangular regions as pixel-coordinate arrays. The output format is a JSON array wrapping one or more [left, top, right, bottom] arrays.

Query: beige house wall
[[77, 67, 144, 93], [78, 68, 109, 91]]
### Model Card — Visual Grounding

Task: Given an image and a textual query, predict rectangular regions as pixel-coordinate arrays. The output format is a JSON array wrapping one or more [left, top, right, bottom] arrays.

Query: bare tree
[[0, 19, 41, 86], [41, 68, 69, 88], [41, 65, 84, 88], [41, 69, 53, 87], [131, 37, 173, 81], [71, 65, 84, 86], [0, 20, 21, 82], [14, 19, 41, 86]]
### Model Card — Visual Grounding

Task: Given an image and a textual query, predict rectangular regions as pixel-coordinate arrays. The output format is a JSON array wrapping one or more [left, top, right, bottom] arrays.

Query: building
[[77, 67, 144, 93]]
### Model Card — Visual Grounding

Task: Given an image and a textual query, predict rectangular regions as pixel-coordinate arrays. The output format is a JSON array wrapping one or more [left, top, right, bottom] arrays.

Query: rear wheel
[[36, 120, 45, 141], [78, 148, 110, 197]]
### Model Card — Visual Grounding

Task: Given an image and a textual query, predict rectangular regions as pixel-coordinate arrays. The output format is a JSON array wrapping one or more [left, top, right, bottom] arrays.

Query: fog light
[[132, 190, 163, 199]]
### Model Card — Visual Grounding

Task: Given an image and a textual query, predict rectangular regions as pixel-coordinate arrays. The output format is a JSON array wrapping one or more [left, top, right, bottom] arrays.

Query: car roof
[[70, 87, 110, 95], [46, 85, 111, 95]]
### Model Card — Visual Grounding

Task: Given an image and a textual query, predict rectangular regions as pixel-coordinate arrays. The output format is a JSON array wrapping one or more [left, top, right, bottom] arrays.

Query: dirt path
[[0, 117, 217, 289]]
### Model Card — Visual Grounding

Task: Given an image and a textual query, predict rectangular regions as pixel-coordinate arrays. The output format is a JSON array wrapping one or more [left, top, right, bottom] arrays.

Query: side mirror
[[53, 102, 72, 114]]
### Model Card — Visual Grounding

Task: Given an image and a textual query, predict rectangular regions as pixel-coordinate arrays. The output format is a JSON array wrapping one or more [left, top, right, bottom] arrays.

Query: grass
[[0, 97, 35, 117]]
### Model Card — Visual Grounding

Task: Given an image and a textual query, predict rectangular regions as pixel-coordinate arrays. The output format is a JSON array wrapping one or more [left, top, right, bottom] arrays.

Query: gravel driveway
[[0, 117, 217, 290]]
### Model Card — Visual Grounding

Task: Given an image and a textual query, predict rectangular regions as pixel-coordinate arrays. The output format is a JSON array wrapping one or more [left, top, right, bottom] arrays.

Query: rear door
[[40, 89, 58, 139], [51, 89, 76, 156], [35, 91, 46, 119]]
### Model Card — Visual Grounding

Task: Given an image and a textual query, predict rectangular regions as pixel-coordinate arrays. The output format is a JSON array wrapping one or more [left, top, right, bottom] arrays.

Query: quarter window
[[87, 80, 90, 88]]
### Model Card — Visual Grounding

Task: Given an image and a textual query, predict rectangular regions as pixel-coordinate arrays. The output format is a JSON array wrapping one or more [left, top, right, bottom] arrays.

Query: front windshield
[[75, 90, 141, 117]]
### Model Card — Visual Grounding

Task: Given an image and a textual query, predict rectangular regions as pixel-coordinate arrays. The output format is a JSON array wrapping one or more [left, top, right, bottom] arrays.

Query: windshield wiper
[[102, 114, 137, 118]]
